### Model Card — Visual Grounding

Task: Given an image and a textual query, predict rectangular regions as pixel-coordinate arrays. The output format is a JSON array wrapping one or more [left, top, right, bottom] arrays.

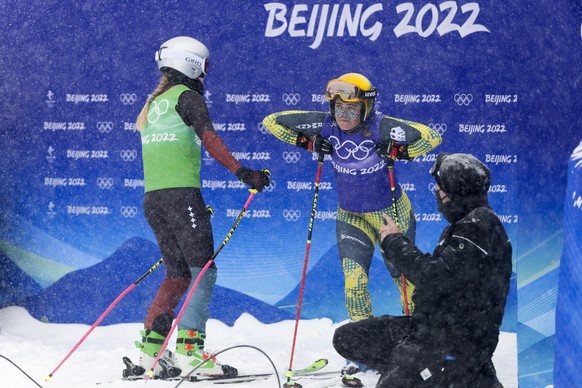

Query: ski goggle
[[324, 80, 377, 102]]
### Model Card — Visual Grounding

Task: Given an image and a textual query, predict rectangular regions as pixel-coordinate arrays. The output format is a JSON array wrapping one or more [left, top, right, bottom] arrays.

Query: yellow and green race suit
[[263, 110, 442, 319]]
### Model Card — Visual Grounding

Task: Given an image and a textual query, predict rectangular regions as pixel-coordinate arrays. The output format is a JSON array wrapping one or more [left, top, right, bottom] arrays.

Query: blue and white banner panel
[[554, 141, 582, 388], [0, 2, 581, 387]]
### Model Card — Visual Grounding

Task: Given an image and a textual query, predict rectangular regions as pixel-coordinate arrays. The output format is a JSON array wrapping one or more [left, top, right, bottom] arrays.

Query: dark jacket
[[381, 196, 512, 365]]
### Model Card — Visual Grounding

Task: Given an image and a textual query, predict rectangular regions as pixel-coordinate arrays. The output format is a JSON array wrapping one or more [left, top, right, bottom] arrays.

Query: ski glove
[[236, 167, 271, 192], [296, 134, 333, 155], [312, 134, 333, 154], [375, 140, 411, 161]]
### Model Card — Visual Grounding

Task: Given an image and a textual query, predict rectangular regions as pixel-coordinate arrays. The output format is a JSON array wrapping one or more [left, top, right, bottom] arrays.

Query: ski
[[282, 359, 343, 388], [113, 356, 331, 385], [116, 373, 273, 384], [289, 370, 364, 387], [286, 369, 340, 380], [292, 358, 329, 375], [95, 374, 272, 385]]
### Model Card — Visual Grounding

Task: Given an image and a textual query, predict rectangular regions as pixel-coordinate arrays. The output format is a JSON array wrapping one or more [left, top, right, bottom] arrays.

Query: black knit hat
[[430, 153, 491, 199]]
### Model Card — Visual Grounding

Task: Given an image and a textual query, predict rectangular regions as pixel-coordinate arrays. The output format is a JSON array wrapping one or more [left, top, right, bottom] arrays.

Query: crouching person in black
[[333, 153, 512, 387]]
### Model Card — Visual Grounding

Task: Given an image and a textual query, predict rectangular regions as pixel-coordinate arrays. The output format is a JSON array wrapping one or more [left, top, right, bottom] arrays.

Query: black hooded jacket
[[381, 155, 512, 364]]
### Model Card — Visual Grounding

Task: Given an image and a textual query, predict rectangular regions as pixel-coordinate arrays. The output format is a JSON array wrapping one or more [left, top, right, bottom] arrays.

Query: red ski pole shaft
[[285, 153, 324, 384], [146, 189, 258, 380], [387, 146, 410, 316], [45, 258, 164, 381]]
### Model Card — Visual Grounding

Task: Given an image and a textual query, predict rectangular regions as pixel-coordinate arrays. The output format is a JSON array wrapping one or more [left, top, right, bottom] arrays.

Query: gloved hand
[[375, 140, 411, 161], [295, 134, 332, 155], [236, 167, 271, 192], [312, 134, 332, 154]]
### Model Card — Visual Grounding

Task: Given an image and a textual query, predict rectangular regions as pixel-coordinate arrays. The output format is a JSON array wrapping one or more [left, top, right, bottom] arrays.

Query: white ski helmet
[[155, 36, 209, 79]]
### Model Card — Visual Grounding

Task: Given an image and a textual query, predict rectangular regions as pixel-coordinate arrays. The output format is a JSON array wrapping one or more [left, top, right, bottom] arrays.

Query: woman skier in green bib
[[134, 36, 270, 379]]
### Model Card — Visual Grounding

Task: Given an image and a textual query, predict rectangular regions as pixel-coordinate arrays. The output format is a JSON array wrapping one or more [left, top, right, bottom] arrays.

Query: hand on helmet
[[236, 167, 271, 192], [295, 134, 332, 155]]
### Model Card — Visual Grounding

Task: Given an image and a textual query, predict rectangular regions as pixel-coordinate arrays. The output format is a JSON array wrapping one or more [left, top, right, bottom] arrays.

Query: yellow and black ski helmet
[[325, 73, 377, 123]]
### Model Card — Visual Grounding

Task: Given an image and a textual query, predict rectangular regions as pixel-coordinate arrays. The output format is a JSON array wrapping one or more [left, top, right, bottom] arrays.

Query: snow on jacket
[[381, 198, 512, 364]]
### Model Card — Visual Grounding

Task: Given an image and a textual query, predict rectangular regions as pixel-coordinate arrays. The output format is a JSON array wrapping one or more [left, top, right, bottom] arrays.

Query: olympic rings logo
[[283, 151, 301, 163], [428, 183, 437, 193], [120, 150, 137, 162], [454, 93, 473, 106], [283, 209, 301, 221], [429, 123, 447, 135], [329, 137, 375, 160], [120, 206, 138, 218], [96, 121, 114, 133], [119, 93, 137, 105], [282, 93, 300, 105], [96, 177, 114, 189], [263, 180, 276, 192], [147, 99, 169, 123], [257, 122, 268, 134]]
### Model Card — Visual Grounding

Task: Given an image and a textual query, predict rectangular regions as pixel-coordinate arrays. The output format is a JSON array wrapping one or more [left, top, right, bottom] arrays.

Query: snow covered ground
[[0, 306, 517, 388]]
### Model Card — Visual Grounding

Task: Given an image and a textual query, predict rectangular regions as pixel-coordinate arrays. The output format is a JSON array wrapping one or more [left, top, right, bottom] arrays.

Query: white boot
[[134, 330, 180, 378], [175, 329, 237, 376]]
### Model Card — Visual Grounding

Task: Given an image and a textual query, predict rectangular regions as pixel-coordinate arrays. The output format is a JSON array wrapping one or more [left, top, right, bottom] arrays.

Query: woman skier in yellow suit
[[262, 73, 441, 381]]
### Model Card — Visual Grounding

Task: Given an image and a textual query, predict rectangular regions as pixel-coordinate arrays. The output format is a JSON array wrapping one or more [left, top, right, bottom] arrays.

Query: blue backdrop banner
[[0, 2, 581, 387], [554, 140, 582, 388]]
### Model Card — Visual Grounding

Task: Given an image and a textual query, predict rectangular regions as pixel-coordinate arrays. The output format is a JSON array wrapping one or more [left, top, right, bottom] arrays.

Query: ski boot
[[122, 356, 146, 379], [157, 350, 182, 379], [340, 361, 364, 387], [175, 329, 238, 377], [122, 351, 181, 380], [133, 329, 181, 379]]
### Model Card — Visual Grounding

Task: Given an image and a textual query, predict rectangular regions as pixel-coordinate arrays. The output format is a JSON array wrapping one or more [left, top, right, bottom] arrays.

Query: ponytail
[[135, 76, 171, 131]]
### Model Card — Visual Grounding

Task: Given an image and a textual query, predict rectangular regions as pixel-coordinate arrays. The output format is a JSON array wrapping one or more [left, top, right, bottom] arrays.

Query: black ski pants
[[142, 187, 215, 331], [144, 187, 215, 276], [333, 315, 502, 387]]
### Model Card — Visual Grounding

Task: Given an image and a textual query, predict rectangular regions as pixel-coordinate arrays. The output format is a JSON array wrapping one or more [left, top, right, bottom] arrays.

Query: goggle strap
[[362, 89, 377, 98], [325, 80, 377, 101]]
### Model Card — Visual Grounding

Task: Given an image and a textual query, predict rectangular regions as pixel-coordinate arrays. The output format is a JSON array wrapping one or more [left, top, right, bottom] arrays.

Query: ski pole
[[387, 144, 410, 316], [284, 152, 325, 388], [146, 187, 260, 380], [45, 257, 164, 381]]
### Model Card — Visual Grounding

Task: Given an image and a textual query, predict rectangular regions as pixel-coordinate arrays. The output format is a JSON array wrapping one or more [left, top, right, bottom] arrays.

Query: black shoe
[[341, 374, 364, 387], [341, 362, 361, 376]]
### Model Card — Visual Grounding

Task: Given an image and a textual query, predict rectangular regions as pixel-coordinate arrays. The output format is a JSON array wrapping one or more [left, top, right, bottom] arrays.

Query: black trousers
[[333, 316, 502, 388], [143, 187, 216, 331], [144, 187, 215, 278], [334, 315, 412, 373]]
